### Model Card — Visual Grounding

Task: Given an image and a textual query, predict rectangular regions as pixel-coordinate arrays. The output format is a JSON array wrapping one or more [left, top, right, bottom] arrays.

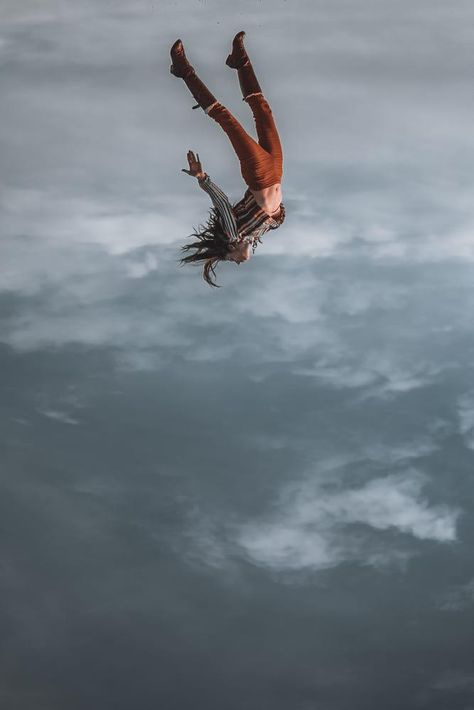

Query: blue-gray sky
[[1, 1, 474, 708]]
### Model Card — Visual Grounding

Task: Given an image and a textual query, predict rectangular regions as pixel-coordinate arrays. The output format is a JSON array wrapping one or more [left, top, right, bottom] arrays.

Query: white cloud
[[0, 188, 181, 258], [124, 252, 158, 279], [38, 409, 80, 425], [232, 469, 459, 572], [294, 349, 446, 397]]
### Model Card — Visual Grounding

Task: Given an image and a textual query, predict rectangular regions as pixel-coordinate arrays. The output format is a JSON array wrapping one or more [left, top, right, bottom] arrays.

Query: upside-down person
[[171, 31, 286, 287]]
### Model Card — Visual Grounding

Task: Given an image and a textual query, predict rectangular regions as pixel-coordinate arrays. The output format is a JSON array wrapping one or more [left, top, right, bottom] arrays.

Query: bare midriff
[[249, 183, 282, 217]]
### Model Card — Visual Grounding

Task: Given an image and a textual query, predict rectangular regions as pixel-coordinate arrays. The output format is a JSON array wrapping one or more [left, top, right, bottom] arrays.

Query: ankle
[[205, 100, 220, 114], [243, 91, 263, 102]]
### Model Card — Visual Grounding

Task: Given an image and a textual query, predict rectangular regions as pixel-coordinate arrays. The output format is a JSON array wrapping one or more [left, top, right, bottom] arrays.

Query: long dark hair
[[178, 206, 231, 288]]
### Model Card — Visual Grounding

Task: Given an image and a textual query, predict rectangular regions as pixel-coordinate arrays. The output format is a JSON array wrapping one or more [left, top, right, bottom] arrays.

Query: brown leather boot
[[226, 31, 248, 69], [170, 39, 219, 112], [170, 39, 195, 78], [226, 31, 263, 101]]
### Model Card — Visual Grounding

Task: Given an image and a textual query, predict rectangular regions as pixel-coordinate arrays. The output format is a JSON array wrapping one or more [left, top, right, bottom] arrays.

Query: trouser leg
[[205, 102, 279, 190], [244, 94, 283, 174], [227, 37, 283, 175], [205, 102, 265, 164], [182, 70, 218, 112]]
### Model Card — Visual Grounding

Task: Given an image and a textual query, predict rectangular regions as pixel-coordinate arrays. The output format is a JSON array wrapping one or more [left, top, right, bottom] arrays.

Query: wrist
[[196, 172, 207, 180]]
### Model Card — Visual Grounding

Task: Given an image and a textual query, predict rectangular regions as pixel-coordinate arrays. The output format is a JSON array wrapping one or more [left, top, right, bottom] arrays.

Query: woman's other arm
[[197, 174, 239, 242], [181, 150, 239, 241]]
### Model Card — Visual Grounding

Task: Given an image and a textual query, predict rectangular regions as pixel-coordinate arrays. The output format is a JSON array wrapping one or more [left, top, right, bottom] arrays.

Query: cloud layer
[[2, 2, 474, 709]]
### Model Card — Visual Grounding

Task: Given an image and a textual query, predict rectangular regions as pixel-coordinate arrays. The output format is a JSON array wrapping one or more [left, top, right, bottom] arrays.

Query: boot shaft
[[183, 71, 218, 112], [225, 32, 263, 100], [237, 61, 263, 101]]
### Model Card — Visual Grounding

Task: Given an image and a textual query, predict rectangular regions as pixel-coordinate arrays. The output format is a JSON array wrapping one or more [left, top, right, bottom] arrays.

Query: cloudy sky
[[1, 0, 474, 708]]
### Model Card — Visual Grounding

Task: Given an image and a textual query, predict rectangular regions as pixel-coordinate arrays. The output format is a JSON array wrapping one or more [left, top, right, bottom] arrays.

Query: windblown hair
[[178, 206, 231, 288]]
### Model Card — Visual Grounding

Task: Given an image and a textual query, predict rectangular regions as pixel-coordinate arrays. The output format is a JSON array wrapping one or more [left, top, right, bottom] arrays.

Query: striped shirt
[[198, 174, 285, 254]]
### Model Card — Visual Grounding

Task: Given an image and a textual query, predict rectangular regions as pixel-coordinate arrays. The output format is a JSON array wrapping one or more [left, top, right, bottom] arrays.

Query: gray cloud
[[457, 390, 474, 450], [436, 578, 474, 612]]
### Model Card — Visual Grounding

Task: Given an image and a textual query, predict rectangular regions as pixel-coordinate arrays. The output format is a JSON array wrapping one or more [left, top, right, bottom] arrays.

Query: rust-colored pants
[[205, 93, 283, 191]]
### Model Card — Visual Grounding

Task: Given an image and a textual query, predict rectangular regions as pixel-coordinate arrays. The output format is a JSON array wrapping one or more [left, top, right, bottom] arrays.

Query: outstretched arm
[[182, 150, 239, 242], [197, 175, 239, 242]]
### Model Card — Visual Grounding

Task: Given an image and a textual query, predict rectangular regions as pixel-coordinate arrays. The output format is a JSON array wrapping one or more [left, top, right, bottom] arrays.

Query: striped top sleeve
[[197, 174, 240, 242]]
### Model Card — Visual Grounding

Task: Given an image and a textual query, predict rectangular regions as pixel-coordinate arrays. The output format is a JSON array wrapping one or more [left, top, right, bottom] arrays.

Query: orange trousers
[[206, 93, 283, 191]]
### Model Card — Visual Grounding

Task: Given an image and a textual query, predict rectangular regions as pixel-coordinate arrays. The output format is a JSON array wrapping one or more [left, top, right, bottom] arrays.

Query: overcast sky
[[1, 1, 474, 708]]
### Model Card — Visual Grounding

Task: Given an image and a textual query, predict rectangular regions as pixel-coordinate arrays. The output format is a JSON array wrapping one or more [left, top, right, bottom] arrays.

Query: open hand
[[182, 150, 204, 178]]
